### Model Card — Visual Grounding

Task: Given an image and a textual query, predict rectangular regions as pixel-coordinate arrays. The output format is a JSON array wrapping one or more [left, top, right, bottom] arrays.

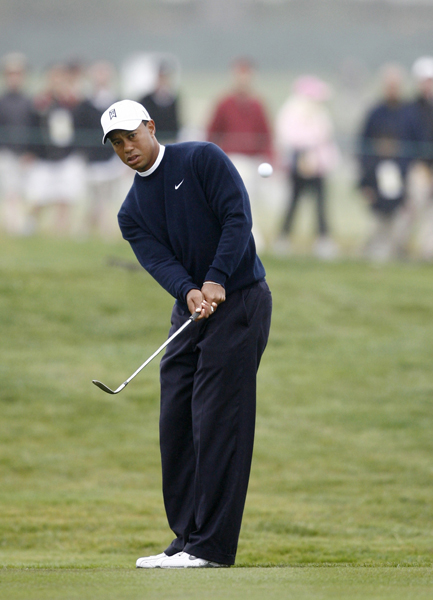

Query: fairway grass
[[1, 236, 433, 596], [1, 567, 433, 600]]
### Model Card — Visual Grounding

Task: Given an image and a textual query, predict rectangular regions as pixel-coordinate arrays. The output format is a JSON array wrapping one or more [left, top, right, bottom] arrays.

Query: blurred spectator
[[406, 57, 433, 158], [0, 52, 36, 234], [357, 64, 414, 261], [274, 75, 339, 259], [26, 63, 85, 235], [139, 60, 180, 144], [65, 58, 86, 105], [207, 58, 273, 251], [74, 60, 123, 238], [404, 56, 433, 259]]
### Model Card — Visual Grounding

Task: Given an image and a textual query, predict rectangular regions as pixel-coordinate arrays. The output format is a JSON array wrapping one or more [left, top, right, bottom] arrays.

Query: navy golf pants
[[159, 280, 272, 565]]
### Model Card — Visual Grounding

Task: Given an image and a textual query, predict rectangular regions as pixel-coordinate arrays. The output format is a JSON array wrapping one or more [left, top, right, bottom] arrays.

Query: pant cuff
[[164, 541, 184, 557], [184, 542, 235, 566]]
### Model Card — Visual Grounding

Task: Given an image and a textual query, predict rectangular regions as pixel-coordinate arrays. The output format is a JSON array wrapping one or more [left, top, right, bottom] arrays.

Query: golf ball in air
[[258, 162, 273, 178]]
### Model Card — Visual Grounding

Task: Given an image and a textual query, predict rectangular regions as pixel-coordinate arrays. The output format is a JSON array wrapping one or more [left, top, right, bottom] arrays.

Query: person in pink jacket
[[274, 75, 339, 258]]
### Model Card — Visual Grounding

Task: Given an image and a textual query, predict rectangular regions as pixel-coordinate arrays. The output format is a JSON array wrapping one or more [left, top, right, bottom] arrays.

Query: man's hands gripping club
[[187, 282, 226, 319]]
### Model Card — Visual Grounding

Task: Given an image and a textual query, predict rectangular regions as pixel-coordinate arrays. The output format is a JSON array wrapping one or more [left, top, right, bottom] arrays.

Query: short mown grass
[[1, 236, 432, 597], [2, 567, 433, 600]]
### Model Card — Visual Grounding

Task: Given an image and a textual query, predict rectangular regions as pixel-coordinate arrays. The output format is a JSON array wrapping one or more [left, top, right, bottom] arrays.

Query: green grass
[[1, 567, 433, 600], [1, 236, 433, 597]]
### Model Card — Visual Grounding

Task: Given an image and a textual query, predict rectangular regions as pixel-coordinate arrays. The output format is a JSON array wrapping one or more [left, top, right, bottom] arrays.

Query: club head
[[92, 380, 126, 395]]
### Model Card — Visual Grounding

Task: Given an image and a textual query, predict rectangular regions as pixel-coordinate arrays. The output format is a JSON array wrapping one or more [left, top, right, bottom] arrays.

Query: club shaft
[[123, 312, 198, 386], [92, 311, 200, 394]]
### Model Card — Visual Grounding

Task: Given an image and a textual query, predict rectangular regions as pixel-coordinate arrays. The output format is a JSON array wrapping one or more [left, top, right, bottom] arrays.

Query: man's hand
[[186, 289, 213, 320], [202, 282, 225, 307], [186, 282, 225, 320]]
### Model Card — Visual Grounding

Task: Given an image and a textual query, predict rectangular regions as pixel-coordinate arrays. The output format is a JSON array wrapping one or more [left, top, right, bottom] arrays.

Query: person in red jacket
[[207, 58, 273, 251]]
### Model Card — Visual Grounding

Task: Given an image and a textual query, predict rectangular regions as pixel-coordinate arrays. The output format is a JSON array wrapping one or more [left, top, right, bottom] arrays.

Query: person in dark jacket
[[26, 63, 85, 235], [0, 53, 36, 234], [100, 99, 272, 568], [74, 61, 123, 237], [139, 61, 180, 144], [358, 64, 416, 260]]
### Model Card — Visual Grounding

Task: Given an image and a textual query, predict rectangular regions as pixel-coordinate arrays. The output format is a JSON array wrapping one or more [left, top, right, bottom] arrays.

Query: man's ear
[[147, 120, 156, 136]]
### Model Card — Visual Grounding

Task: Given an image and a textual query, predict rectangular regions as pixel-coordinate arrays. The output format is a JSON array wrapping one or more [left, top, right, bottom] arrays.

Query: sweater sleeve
[[118, 209, 200, 303], [195, 143, 253, 286]]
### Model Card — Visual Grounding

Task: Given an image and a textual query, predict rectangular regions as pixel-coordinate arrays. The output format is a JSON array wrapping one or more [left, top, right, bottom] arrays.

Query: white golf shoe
[[136, 552, 169, 568], [159, 551, 229, 568]]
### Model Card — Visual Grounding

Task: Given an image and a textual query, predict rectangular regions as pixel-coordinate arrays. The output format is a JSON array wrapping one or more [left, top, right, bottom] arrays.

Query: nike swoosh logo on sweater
[[175, 179, 184, 190]]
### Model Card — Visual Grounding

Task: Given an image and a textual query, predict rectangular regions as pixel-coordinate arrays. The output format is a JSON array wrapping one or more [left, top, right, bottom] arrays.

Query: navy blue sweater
[[117, 141, 266, 308]]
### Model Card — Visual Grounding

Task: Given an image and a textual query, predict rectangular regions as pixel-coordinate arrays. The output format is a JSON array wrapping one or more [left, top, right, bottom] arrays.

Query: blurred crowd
[[0, 54, 123, 238], [356, 58, 433, 262], [2, 51, 433, 262]]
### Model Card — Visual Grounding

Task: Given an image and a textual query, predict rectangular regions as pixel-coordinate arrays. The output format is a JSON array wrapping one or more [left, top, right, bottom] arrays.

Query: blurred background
[[2, 0, 433, 574], [1, 0, 433, 258]]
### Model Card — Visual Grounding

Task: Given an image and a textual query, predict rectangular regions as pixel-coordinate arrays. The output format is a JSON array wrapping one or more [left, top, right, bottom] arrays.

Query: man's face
[[383, 70, 402, 103], [109, 121, 159, 172], [5, 68, 25, 92], [232, 64, 253, 95]]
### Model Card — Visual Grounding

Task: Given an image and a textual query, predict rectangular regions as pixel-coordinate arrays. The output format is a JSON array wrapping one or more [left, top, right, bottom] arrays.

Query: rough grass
[[1, 236, 433, 597]]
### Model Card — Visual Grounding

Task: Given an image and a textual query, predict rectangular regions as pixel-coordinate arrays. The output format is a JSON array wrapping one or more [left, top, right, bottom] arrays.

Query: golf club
[[92, 310, 200, 394]]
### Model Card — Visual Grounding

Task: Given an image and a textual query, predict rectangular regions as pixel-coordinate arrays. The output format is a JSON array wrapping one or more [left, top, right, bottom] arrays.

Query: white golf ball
[[258, 162, 273, 178]]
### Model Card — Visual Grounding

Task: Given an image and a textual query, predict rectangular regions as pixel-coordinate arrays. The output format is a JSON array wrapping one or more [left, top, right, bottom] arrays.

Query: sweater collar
[[137, 144, 165, 177]]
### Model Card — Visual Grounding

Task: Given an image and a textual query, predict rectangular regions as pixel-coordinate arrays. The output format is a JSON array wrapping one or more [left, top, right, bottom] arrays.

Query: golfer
[[101, 100, 272, 568]]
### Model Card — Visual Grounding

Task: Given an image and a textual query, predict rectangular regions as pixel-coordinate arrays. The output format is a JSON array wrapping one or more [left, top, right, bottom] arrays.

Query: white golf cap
[[101, 99, 151, 144], [412, 56, 433, 81]]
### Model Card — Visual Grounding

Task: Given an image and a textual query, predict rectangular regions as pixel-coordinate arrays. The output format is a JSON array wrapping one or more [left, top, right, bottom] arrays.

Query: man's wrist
[[185, 286, 201, 301], [203, 281, 224, 287]]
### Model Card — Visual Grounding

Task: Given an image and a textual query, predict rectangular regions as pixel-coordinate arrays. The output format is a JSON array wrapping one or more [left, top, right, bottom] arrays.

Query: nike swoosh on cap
[[175, 179, 184, 190]]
